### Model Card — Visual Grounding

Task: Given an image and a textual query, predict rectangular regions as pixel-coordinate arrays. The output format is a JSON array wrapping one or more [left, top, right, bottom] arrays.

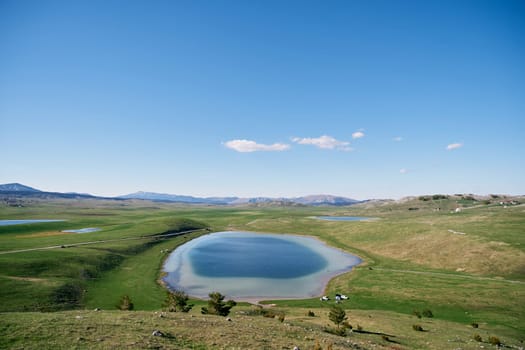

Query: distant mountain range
[[118, 191, 360, 206], [0, 183, 361, 206], [0, 183, 41, 192], [0, 183, 101, 200]]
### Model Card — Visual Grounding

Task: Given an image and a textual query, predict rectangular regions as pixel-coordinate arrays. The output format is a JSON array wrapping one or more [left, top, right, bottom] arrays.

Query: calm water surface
[[62, 228, 101, 233], [0, 219, 65, 226], [163, 231, 361, 300], [315, 216, 375, 221]]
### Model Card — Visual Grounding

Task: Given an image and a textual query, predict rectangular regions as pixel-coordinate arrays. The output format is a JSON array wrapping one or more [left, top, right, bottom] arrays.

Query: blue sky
[[1, 0, 524, 199]]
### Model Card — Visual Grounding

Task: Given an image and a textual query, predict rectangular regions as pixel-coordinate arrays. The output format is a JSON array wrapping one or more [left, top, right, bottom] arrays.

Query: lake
[[62, 228, 101, 234], [0, 219, 65, 226], [314, 216, 375, 221], [163, 231, 361, 301]]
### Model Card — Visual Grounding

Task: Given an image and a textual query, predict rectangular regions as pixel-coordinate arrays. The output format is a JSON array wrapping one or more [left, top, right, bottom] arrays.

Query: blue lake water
[[314, 216, 375, 222], [0, 219, 65, 226], [163, 231, 361, 301], [62, 228, 101, 234]]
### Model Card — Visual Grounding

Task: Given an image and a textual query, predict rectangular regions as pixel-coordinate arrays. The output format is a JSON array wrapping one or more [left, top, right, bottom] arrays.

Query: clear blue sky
[[1, 0, 524, 199]]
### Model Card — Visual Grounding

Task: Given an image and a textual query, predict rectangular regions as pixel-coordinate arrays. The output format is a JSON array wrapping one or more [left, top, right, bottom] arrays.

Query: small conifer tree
[[329, 305, 347, 329], [164, 289, 193, 312], [201, 292, 236, 316]]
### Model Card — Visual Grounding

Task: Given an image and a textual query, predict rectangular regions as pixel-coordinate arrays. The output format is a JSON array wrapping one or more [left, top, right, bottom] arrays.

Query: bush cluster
[[488, 336, 501, 346], [117, 295, 134, 310], [412, 324, 423, 331], [413, 308, 433, 318], [164, 289, 193, 312]]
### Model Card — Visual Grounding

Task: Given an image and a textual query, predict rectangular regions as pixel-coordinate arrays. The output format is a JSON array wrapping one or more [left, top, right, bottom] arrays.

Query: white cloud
[[446, 143, 463, 151], [352, 131, 365, 139], [393, 136, 403, 142], [399, 168, 408, 174], [292, 135, 352, 151], [224, 139, 290, 153]]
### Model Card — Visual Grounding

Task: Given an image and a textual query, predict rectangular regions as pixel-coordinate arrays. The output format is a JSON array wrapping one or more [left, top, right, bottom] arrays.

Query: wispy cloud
[[224, 139, 290, 153], [292, 135, 352, 151], [399, 168, 408, 174], [393, 136, 403, 142], [446, 142, 463, 151], [352, 131, 365, 139]]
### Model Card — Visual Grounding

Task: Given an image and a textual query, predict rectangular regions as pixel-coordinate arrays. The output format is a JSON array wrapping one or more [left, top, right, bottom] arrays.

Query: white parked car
[[320, 296, 329, 301], [335, 293, 349, 300]]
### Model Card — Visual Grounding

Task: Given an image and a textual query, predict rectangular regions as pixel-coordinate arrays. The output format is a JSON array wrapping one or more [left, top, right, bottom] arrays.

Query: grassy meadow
[[0, 196, 524, 349]]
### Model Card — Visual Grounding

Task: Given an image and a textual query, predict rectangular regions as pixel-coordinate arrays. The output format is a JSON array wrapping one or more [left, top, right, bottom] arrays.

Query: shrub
[[488, 336, 501, 346], [342, 321, 352, 330], [201, 292, 236, 316], [307, 310, 316, 317], [432, 194, 448, 200], [412, 324, 423, 331], [473, 334, 482, 342], [313, 339, 322, 350], [324, 326, 346, 337], [471, 322, 479, 328], [356, 324, 363, 332], [422, 309, 433, 318], [278, 313, 285, 323], [117, 295, 134, 310], [412, 310, 422, 318], [164, 289, 193, 313]]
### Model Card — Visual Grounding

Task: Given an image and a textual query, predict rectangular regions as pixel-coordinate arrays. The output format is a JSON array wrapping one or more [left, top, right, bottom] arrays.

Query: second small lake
[[314, 216, 375, 222], [0, 219, 65, 226], [62, 228, 101, 234]]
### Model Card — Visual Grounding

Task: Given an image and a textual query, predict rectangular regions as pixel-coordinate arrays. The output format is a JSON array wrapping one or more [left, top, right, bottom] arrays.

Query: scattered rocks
[[293, 347, 300, 350], [226, 317, 232, 322], [93, 308, 100, 311], [151, 330, 164, 337]]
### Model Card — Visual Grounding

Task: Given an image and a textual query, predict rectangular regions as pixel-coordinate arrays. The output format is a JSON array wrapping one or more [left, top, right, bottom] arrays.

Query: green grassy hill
[[0, 196, 523, 349]]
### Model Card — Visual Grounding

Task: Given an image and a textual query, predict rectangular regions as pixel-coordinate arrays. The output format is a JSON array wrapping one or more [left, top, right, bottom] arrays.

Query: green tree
[[164, 290, 193, 312], [329, 305, 347, 329], [201, 292, 236, 316]]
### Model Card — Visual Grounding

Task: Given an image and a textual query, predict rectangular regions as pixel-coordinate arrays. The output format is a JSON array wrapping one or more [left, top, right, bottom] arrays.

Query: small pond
[[163, 231, 361, 301], [0, 219, 65, 226], [62, 228, 101, 234], [314, 216, 376, 222]]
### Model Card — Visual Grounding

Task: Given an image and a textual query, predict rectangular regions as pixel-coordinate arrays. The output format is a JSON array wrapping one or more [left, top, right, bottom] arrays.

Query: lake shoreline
[[162, 230, 363, 302]]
